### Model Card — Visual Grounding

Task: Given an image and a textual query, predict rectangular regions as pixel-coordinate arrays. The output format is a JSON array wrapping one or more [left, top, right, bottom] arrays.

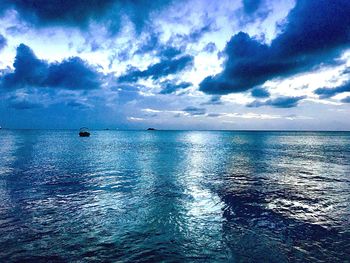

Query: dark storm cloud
[[242, 0, 263, 14], [45, 57, 101, 90], [134, 32, 161, 55], [2, 44, 48, 89], [118, 55, 194, 82], [159, 81, 192, 94], [183, 106, 206, 115], [239, 0, 270, 25], [132, 19, 214, 58], [152, 19, 215, 53], [0, 0, 114, 27], [171, 21, 215, 47], [186, 23, 213, 43], [0, 34, 7, 50], [1, 44, 102, 90], [134, 36, 183, 61], [157, 47, 183, 59], [133, 31, 183, 59], [0, 0, 175, 34], [200, 0, 350, 95], [251, 87, 270, 98], [314, 81, 350, 99], [247, 96, 306, 108]]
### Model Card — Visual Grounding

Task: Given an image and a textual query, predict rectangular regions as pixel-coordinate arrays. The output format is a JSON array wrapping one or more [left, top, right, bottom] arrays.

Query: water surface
[[0, 130, 349, 262]]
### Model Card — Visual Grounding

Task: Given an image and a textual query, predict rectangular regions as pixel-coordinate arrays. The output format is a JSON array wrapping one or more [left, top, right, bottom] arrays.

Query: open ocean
[[0, 130, 349, 262]]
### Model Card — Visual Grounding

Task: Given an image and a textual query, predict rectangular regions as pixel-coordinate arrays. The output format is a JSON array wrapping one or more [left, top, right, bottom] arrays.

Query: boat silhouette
[[79, 127, 90, 137]]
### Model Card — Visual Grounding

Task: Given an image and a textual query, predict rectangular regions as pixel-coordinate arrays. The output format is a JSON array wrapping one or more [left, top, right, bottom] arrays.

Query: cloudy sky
[[0, 0, 349, 130]]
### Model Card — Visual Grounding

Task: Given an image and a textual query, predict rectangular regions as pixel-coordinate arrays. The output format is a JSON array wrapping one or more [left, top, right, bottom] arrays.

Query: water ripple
[[0, 130, 349, 262]]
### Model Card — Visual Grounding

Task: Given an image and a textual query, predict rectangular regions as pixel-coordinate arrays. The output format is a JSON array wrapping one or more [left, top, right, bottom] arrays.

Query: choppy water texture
[[0, 130, 349, 262]]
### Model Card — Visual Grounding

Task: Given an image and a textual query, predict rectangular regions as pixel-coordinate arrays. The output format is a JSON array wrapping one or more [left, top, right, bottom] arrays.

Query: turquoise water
[[0, 130, 349, 262]]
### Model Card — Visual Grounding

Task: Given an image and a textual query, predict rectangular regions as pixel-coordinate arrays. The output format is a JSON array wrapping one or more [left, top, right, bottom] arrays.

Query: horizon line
[[1, 128, 350, 132]]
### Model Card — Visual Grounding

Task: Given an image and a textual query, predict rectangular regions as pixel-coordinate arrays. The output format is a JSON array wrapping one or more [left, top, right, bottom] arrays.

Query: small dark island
[[147, 128, 156, 131]]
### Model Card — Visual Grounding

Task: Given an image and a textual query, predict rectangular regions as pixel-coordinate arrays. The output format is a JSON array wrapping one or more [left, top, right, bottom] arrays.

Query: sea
[[0, 130, 349, 262]]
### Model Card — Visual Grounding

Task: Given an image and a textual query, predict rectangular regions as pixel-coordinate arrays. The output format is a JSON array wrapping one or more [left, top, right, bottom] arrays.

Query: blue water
[[0, 130, 349, 262]]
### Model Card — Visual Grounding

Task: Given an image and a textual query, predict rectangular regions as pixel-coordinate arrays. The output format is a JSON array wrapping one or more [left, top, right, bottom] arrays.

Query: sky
[[0, 0, 349, 130]]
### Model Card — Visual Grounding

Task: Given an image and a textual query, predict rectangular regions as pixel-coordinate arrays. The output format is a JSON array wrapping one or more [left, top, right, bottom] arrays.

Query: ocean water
[[0, 130, 349, 262]]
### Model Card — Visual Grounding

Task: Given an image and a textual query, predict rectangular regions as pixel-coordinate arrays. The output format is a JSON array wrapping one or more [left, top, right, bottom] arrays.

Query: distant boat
[[79, 127, 90, 137], [147, 128, 156, 131]]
